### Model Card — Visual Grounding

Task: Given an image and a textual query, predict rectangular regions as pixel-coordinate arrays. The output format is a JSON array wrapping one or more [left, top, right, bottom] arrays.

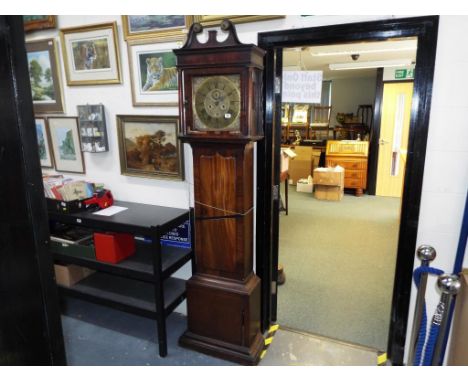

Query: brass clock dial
[[192, 75, 241, 132]]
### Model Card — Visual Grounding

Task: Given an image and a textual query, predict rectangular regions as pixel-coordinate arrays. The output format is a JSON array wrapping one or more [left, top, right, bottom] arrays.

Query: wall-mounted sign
[[383, 65, 415, 81], [282, 70, 323, 104]]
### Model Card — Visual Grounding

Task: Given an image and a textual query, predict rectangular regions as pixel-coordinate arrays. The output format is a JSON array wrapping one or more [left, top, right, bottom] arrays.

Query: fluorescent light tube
[[311, 46, 416, 57], [329, 59, 413, 71]]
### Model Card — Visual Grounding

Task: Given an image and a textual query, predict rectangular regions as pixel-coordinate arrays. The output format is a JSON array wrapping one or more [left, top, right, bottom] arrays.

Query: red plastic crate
[[94, 232, 135, 264]]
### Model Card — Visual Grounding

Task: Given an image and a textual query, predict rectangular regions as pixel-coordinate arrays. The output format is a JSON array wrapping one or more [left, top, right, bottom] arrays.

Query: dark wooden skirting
[[256, 16, 439, 365], [0, 16, 66, 365]]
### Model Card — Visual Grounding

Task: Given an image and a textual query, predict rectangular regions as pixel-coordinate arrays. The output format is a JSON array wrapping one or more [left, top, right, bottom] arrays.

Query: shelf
[[58, 272, 186, 319], [53, 240, 192, 283]]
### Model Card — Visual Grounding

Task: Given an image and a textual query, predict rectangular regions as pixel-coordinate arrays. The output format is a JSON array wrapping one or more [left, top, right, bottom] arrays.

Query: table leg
[[284, 175, 289, 215], [152, 228, 167, 357]]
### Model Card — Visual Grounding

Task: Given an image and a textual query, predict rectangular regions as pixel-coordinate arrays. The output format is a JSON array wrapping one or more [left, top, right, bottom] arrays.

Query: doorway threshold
[[260, 326, 384, 366]]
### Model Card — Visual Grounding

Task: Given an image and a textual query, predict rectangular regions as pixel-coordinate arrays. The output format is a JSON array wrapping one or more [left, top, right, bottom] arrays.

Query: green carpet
[[278, 185, 401, 350]]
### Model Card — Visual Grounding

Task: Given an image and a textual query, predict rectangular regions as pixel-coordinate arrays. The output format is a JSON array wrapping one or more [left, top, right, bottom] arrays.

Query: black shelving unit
[[49, 200, 195, 357]]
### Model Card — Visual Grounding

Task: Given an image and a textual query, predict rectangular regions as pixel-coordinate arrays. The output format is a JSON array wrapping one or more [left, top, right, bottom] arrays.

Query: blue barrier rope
[[412, 266, 444, 366]]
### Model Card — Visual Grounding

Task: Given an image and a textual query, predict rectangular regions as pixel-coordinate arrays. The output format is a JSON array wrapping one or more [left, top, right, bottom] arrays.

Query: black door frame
[[255, 16, 439, 365], [0, 15, 66, 365]]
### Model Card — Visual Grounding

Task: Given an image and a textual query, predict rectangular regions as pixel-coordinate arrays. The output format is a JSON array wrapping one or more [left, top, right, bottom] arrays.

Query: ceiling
[[283, 37, 418, 80]]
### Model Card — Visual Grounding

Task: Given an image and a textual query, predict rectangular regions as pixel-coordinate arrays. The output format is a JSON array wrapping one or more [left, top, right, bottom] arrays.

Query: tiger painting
[[142, 57, 177, 92]]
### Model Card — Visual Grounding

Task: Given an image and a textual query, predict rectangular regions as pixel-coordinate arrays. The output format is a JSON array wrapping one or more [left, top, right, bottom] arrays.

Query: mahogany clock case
[[175, 21, 266, 365]]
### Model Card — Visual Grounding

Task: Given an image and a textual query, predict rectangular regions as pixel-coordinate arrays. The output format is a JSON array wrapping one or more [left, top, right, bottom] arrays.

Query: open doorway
[[256, 17, 439, 365], [277, 38, 417, 351]]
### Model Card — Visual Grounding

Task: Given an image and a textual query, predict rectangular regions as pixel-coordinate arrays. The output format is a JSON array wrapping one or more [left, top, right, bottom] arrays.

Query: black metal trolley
[[48, 200, 195, 357]]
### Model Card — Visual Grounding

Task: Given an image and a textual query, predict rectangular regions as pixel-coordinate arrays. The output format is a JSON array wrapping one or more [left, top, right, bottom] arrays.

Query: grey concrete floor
[[61, 297, 378, 366]]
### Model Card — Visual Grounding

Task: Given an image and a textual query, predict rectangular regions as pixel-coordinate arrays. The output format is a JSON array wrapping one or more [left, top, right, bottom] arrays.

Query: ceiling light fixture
[[329, 59, 413, 71]]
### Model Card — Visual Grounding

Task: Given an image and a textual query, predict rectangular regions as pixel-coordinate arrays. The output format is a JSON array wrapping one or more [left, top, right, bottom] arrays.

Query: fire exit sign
[[395, 68, 415, 79]]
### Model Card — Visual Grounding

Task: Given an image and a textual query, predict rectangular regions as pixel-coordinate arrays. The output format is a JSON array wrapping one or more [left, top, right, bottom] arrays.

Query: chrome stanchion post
[[431, 274, 461, 366], [408, 245, 437, 366]]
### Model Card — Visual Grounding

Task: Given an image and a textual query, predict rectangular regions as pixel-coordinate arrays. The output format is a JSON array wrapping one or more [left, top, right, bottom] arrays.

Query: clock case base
[[179, 273, 264, 366]]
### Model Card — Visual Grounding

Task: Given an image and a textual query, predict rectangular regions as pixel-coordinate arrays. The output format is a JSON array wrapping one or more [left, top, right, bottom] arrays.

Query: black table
[[48, 200, 195, 357]]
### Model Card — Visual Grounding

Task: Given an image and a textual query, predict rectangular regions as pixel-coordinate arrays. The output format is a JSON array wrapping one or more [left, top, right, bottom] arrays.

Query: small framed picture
[[122, 15, 193, 40], [35, 117, 54, 168], [60, 22, 121, 86], [77, 104, 109, 152], [48, 117, 85, 174], [26, 39, 64, 114], [23, 15, 56, 33], [127, 39, 182, 106], [116, 115, 183, 180]]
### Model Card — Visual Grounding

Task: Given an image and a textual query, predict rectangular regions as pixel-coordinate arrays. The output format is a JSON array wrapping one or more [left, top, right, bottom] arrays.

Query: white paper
[[93, 206, 128, 216]]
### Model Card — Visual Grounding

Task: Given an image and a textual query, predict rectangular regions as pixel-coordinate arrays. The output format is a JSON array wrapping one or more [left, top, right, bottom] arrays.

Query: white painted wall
[[28, 15, 468, 362], [329, 75, 377, 126]]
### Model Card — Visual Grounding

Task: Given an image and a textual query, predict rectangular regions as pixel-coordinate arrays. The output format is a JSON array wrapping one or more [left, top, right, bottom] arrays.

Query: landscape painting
[[48, 117, 85, 173], [71, 37, 111, 71], [23, 15, 56, 32], [56, 126, 77, 160], [27, 50, 56, 103], [138, 51, 177, 93], [117, 116, 183, 180], [122, 16, 192, 40], [35, 118, 53, 168], [128, 15, 185, 33], [26, 39, 64, 113]]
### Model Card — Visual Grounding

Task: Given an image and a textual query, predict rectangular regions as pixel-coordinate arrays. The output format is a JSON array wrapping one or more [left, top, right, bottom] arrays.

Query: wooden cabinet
[[325, 140, 369, 196]]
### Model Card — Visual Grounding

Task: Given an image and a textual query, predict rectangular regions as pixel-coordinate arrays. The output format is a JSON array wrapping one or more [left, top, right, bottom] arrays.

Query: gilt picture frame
[[117, 115, 184, 180], [127, 38, 182, 106], [60, 22, 122, 86], [23, 15, 56, 33], [35, 117, 54, 168], [26, 38, 64, 114], [122, 15, 193, 41], [48, 117, 85, 174]]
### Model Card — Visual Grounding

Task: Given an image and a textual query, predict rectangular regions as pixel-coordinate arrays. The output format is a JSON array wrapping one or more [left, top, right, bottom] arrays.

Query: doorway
[[256, 16, 439, 365]]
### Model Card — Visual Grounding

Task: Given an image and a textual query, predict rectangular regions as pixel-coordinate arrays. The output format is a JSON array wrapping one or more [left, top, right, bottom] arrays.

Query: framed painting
[[35, 117, 54, 168], [23, 15, 56, 33], [77, 104, 109, 153], [117, 115, 183, 180], [127, 38, 182, 106], [48, 117, 85, 174], [60, 22, 121, 86], [26, 39, 64, 114], [122, 15, 193, 40], [193, 15, 285, 26]]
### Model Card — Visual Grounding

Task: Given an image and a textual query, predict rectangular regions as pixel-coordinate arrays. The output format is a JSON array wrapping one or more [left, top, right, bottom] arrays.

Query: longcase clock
[[174, 20, 265, 365]]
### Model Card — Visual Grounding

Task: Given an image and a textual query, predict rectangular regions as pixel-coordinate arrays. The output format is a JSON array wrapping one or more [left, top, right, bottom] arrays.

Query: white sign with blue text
[[282, 70, 323, 104]]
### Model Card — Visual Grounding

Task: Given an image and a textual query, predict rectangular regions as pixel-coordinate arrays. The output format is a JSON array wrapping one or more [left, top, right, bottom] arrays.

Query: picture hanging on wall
[[116, 115, 184, 180], [60, 22, 122, 86], [122, 15, 193, 40], [23, 15, 56, 33], [193, 15, 285, 26], [48, 117, 85, 174], [127, 38, 182, 106], [77, 104, 109, 153], [35, 117, 54, 168], [26, 38, 64, 114]]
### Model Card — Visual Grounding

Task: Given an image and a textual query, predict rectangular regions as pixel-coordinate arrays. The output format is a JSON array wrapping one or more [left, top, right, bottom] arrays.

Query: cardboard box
[[296, 182, 313, 193], [314, 185, 344, 201], [288, 146, 312, 185], [447, 270, 468, 365], [54, 264, 94, 287], [313, 167, 345, 187]]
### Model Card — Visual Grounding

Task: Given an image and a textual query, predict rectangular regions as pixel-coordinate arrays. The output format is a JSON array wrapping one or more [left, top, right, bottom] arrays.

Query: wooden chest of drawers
[[325, 140, 369, 196]]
